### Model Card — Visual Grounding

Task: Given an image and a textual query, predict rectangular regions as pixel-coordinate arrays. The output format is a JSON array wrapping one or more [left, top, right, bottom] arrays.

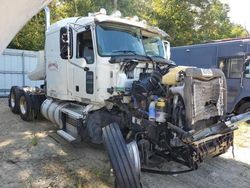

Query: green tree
[[8, 0, 140, 50], [195, 0, 236, 42], [230, 24, 249, 38], [145, 0, 200, 46], [8, 0, 249, 50], [8, 13, 45, 50]]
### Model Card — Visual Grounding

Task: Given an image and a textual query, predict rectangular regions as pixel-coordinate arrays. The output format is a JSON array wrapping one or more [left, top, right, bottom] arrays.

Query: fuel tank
[[41, 99, 67, 128]]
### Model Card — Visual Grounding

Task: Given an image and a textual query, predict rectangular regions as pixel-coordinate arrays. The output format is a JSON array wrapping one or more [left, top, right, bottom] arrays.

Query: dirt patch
[[0, 99, 112, 188], [0, 98, 250, 188]]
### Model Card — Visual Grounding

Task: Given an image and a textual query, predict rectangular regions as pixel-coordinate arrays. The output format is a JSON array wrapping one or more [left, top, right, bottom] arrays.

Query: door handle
[[84, 67, 89, 71]]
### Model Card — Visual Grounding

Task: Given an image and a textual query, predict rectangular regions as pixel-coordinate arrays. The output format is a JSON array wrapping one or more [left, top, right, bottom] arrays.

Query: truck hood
[[0, 0, 51, 54]]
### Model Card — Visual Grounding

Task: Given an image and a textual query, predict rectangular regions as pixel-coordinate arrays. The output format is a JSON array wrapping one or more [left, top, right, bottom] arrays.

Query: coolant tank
[[148, 101, 156, 121], [162, 66, 190, 85]]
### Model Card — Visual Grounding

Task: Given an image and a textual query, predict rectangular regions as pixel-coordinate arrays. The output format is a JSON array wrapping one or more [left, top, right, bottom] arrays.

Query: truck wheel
[[102, 123, 141, 188], [8, 86, 21, 114], [238, 102, 250, 124], [19, 91, 35, 121]]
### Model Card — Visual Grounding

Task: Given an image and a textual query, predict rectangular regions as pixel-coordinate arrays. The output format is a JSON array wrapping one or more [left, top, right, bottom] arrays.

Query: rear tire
[[102, 123, 141, 188], [238, 102, 250, 124], [8, 86, 21, 114], [19, 91, 35, 121]]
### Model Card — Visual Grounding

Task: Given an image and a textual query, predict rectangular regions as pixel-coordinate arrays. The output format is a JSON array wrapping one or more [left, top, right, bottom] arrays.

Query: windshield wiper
[[151, 55, 165, 59], [112, 50, 138, 55]]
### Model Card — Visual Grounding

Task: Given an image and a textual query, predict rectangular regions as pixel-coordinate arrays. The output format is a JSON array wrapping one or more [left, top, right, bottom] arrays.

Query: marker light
[[112, 10, 122, 17], [141, 19, 147, 25], [100, 8, 107, 15], [132, 16, 139, 22]]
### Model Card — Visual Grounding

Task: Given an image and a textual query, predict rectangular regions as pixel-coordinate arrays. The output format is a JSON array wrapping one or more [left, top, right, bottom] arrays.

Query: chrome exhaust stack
[[44, 6, 50, 31]]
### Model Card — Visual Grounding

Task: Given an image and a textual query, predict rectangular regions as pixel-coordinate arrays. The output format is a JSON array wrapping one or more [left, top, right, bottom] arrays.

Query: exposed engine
[[113, 61, 234, 169]]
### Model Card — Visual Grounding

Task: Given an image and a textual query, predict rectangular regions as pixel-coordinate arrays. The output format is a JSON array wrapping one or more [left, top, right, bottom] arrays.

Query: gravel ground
[[0, 98, 250, 188]]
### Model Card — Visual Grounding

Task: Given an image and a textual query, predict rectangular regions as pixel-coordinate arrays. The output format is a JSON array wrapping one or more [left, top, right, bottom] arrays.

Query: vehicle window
[[246, 62, 250, 78], [219, 59, 229, 77], [86, 71, 94, 94], [77, 30, 94, 64], [219, 57, 244, 79], [96, 23, 145, 56], [143, 37, 165, 57]]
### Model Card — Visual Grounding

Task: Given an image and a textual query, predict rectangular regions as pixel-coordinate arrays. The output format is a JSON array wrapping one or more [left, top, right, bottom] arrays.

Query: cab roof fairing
[[46, 14, 169, 38], [93, 14, 169, 38]]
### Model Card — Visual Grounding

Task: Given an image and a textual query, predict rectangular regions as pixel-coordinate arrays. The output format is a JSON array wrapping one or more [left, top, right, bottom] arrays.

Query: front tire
[[102, 123, 141, 188]]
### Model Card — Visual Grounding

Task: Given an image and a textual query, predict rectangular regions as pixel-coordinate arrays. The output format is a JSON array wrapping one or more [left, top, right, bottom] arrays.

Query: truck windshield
[[96, 23, 145, 56], [96, 23, 165, 57]]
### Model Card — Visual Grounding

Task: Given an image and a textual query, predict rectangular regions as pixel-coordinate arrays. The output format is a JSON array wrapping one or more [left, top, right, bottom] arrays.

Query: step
[[61, 103, 93, 120], [57, 130, 76, 142]]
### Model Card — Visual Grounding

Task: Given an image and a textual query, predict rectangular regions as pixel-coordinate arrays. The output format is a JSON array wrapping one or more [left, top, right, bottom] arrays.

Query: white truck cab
[[45, 10, 170, 105]]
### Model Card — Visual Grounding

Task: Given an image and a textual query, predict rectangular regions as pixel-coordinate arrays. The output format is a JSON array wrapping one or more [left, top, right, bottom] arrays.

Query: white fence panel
[[0, 49, 44, 97]]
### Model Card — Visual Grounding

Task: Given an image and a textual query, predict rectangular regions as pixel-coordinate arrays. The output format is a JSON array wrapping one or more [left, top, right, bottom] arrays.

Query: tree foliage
[[8, 0, 249, 50]]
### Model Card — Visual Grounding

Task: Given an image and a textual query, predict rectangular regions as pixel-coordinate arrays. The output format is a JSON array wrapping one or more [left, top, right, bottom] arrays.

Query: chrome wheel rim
[[10, 92, 15, 108], [127, 141, 141, 177], [20, 96, 27, 114]]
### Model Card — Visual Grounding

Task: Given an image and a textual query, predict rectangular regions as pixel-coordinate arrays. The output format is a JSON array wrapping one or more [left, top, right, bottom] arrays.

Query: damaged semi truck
[[8, 8, 250, 188]]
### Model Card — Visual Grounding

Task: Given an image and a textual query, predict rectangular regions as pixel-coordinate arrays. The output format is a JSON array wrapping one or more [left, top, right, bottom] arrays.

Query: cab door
[[71, 26, 96, 102]]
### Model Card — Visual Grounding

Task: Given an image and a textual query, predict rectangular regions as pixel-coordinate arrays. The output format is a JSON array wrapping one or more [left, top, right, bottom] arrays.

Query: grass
[[30, 134, 38, 146], [65, 168, 113, 188], [88, 167, 113, 186]]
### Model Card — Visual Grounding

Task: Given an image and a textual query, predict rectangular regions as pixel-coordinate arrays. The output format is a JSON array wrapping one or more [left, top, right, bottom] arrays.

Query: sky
[[221, 0, 250, 30]]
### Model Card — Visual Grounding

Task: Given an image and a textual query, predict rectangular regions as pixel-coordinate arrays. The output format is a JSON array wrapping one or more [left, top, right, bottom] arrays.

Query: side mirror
[[60, 26, 73, 59], [163, 40, 171, 60]]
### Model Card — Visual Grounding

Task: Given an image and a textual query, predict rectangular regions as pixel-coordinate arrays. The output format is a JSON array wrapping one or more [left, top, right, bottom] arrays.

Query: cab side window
[[219, 57, 244, 78], [77, 29, 94, 64]]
